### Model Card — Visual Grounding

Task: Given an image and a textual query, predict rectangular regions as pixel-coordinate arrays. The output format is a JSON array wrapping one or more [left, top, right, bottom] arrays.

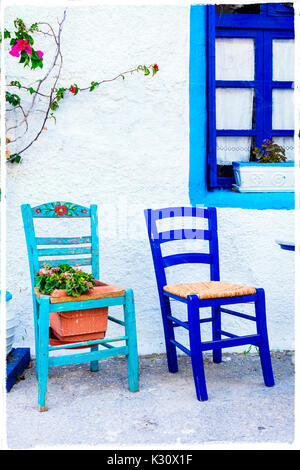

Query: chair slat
[[36, 236, 91, 245], [158, 229, 211, 244], [163, 253, 212, 268], [39, 257, 92, 268], [38, 246, 91, 257], [152, 207, 209, 220]]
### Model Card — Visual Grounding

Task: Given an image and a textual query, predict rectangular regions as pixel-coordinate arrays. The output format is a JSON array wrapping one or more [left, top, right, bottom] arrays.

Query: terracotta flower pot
[[47, 281, 121, 343]]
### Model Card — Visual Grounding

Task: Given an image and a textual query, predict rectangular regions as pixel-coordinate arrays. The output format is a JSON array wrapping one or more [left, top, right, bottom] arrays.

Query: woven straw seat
[[163, 281, 256, 300]]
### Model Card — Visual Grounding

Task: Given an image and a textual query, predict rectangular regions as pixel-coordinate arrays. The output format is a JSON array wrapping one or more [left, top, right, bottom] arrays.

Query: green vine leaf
[[10, 80, 21, 89], [89, 81, 99, 91], [6, 91, 21, 107], [50, 113, 57, 124], [8, 154, 22, 163]]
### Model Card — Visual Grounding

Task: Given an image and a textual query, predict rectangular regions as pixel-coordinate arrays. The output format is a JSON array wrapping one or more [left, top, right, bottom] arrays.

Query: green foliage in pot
[[252, 139, 287, 163], [35, 263, 96, 297]]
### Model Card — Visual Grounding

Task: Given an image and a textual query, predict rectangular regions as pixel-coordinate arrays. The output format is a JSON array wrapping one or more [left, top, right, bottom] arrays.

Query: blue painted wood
[[189, 5, 208, 200], [201, 4, 294, 196], [49, 335, 128, 350], [167, 315, 189, 330], [187, 295, 208, 401], [200, 334, 261, 351], [219, 307, 257, 321], [278, 243, 295, 252], [21, 204, 41, 375], [49, 346, 129, 367], [169, 339, 191, 357], [6, 348, 31, 392], [90, 345, 99, 372], [21, 201, 139, 410], [107, 315, 125, 326], [150, 206, 209, 220], [90, 204, 100, 280], [189, 6, 294, 208], [36, 236, 91, 245], [215, 12, 294, 30], [255, 288, 275, 387], [123, 289, 139, 392], [48, 296, 126, 312], [207, 4, 217, 188], [163, 253, 212, 268], [144, 208, 178, 373], [38, 296, 50, 411], [158, 228, 211, 243], [37, 246, 92, 256], [190, 190, 295, 210], [145, 206, 274, 400]]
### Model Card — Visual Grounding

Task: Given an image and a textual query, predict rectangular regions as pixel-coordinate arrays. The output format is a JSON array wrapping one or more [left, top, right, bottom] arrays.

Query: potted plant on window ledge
[[232, 139, 294, 192]]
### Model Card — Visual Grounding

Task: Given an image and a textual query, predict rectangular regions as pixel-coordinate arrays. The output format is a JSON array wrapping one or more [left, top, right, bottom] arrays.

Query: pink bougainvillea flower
[[69, 86, 76, 94], [36, 50, 44, 60], [54, 205, 68, 216], [9, 38, 32, 57], [153, 63, 159, 71], [9, 45, 20, 57]]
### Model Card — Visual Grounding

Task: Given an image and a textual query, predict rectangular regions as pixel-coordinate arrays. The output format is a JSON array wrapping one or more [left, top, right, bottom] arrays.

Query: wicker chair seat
[[163, 281, 256, 300]]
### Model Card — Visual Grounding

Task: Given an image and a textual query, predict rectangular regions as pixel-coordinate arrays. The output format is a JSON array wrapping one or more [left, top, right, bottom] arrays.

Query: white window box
[[232, 161, 294, 192]]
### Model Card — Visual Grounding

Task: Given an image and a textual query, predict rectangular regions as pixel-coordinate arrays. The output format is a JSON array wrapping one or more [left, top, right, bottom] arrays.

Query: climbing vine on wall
[[2, 9, 159, 163]]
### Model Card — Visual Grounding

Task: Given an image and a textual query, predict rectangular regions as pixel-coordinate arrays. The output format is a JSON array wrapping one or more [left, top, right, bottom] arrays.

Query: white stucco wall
[[4, 4, 294, 356]]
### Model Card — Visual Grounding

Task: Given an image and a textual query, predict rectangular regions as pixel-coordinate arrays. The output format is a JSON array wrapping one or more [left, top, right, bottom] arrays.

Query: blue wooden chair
[[144, 206, 274, 401], [21, 202, 139, 411]]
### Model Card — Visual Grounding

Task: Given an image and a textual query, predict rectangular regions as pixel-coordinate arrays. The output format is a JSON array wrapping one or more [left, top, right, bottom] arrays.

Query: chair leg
[[187, 295, 208, 401], [255, 288, 275, 387], [160, 294, 178, 373], [124, 289, 139, 392], [34, 299, 40, 379], [90, 346, 99, 372], [38, 297, 50, 411], [212, 306, 222, 364]]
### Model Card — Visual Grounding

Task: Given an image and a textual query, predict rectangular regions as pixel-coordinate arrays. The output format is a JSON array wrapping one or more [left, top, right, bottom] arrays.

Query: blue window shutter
[[207, 3, 294, 190], [207, 5, 217, 188]]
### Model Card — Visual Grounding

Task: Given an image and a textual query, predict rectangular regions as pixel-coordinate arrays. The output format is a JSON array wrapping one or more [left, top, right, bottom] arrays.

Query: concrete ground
[[6, 352, 294, 449]]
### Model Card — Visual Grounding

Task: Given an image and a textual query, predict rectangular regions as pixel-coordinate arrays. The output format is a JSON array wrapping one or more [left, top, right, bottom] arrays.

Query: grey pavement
[[6, 352, 294, 449]]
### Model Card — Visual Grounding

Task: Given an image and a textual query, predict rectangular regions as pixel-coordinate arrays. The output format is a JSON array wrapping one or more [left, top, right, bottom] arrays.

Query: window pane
[[217, 136, 252, 165], [216, 88, 254, 129], [272, 136, 294, 161], [273, 39, 294, 82], [272, 89, 294, 130], [216, 38, 255, 81], [215, 4, 260, 14]]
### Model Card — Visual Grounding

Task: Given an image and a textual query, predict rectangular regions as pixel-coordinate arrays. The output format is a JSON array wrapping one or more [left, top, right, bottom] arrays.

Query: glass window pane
[[216, 88, 254, 129], [272, 89, 294, 130], [216, 38, 255, 81], [272, 136, 294, 161], [217, 136, 252, 165], [215, 4, 260, 14], [273, 39, 294, 82]]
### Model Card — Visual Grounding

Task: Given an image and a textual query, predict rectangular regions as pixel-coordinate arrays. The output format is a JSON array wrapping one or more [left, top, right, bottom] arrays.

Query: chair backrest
[[21, 202, 99, 293], [144, 206, 220, 291]]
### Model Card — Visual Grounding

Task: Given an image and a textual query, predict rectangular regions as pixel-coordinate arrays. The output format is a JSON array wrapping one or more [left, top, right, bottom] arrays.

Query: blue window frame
[[207, 3, 294, 190]]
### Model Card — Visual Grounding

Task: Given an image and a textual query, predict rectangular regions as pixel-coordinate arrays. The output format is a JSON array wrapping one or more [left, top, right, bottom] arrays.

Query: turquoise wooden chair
[[21, 202, 139, 411]]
